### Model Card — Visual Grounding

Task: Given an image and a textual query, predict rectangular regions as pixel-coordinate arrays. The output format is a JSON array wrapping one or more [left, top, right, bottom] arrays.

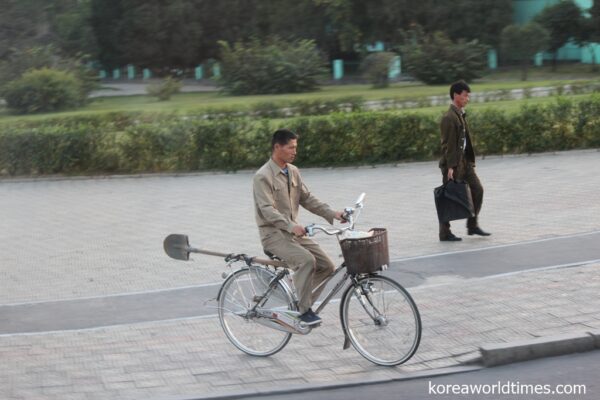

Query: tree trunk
[[552, 52, 558, 72], [521, 60, 528, 81]]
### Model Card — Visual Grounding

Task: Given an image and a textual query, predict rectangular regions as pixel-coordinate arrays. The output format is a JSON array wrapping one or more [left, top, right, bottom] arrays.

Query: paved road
[[235, 351, 600, 400], [2, 232, 599, 334], [90, 81, 218, 97]]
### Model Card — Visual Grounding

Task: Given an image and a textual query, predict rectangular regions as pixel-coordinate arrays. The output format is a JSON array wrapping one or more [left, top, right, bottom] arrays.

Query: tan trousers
[[262, 231, 335, 314]]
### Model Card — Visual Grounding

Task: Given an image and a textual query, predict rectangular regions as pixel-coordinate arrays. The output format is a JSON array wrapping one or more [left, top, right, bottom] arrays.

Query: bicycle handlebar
[[305, 224, 350, 237], [305, 192, 366, 237]]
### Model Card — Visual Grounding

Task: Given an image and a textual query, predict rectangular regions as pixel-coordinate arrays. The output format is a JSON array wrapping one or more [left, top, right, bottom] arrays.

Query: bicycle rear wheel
[[340, 275, 421, 366], [218, 268, 294, 356]]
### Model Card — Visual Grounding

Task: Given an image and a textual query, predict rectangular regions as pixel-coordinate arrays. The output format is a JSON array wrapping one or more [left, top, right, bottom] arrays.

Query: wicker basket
[[340, 228, 389, 275]]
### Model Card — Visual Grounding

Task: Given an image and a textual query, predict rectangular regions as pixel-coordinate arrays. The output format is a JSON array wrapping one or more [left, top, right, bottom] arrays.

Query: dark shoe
[[468, 227, 491, 236], [439, 232, 462, 242], [299, 309, 322, 326]]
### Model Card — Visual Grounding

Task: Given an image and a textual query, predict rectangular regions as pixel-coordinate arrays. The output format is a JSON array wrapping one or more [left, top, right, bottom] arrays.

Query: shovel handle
[[188, 246, 285, 268]]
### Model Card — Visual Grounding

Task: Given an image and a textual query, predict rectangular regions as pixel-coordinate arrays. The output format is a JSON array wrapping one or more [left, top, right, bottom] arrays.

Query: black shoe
[[468, 227, 491, 236], [299, 309, 322, 326], [439, 232, 462, 242]]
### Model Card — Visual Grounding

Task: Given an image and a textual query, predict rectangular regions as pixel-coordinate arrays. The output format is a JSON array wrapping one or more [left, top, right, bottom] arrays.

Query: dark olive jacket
[[439, 104, 475, 170]]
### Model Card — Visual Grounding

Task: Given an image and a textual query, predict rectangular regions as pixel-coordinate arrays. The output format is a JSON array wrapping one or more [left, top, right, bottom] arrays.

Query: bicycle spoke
[[341, 275, 421, 366], [218, 268, 294, 357]]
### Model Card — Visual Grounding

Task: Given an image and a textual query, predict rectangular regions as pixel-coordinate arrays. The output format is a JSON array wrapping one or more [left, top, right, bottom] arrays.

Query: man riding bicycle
[[253, 129, 346, 326]]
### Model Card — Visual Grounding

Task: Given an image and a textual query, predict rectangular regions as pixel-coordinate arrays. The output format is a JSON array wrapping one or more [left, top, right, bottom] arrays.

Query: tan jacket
[[253, 159, 336, 240], [439, 104, 475, 170]]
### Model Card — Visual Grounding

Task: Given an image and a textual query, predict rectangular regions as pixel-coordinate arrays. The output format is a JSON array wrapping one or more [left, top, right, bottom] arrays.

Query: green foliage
[[146, 77, 182, 101], [501, 23, 550, 81], [0, 0, 47, 60], [535, 0, 584, 69], [0, 46, 56, 86], [592, 1, 600, 43], [3, 68, 86, 114], [50, 0, 99, 59], [360, 52, 396, 88], [437, 0, 513, 48], [401, 30, 488, 84], [1, 96, 600, 176], [0, 45, 99, 102], [218, 38, 325, 95]]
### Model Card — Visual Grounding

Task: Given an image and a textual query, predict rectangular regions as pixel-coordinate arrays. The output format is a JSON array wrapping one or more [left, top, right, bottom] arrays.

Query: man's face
[[454, 90, 470, 108], [273, 139, 297, 164]]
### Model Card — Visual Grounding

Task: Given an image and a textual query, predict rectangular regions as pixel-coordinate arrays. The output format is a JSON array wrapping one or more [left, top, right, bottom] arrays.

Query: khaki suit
[[253, 159, 336, 314], [439, 104, 484, 234]]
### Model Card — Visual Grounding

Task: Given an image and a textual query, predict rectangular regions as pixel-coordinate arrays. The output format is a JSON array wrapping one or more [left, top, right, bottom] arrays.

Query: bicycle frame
[[225, 261, 350, 335]]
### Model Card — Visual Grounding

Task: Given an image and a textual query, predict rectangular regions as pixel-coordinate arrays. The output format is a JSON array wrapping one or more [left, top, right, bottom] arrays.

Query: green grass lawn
[[1, 66, 599, 123]]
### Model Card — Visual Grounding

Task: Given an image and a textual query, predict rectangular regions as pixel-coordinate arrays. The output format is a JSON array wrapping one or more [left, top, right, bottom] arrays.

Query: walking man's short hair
[[449, 80, 471, 99], [272, 129, 298, 150]]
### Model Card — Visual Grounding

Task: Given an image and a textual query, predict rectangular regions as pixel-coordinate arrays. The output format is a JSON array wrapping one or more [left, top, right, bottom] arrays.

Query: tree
[[0, 0, 49, 60], [585, 0, 600, 70], [90, 0, 125, 68], [424, 0, 513, 48], [535, 0, 584, 71], [574, 16, 598, 71], [501, 23, 549, 81], [401, 29, 488, 84]]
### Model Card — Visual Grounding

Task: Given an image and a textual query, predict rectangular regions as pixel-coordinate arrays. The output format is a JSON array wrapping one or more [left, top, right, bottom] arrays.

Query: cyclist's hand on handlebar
[[334, 210, 348, 223], [292, 224, 307, 237]]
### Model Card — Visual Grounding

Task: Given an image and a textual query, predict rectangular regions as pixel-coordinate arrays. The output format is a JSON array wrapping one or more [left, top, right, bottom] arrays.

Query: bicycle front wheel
[[340, 275, 421, 366], [218, 268, 294, 357]]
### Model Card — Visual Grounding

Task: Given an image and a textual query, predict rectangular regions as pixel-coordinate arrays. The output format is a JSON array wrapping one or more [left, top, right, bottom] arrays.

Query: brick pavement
[[1, 262, 599, 400], [1, 150, 599, 305]]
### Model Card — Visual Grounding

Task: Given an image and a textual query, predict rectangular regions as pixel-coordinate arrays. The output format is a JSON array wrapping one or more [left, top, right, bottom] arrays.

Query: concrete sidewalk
[[1, 149, 600, 399], [1, 150, 599, 305]]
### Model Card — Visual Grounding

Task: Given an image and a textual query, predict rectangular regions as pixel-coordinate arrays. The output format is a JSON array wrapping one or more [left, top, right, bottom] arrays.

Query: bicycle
[[163, 193, 421, 366]]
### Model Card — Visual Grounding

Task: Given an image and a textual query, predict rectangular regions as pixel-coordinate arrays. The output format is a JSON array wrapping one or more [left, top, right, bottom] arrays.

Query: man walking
[[438, 80, 491, 241], [253, 129, 345, 325]]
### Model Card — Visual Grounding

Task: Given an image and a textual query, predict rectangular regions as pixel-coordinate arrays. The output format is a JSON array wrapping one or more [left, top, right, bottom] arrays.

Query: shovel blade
[[164, 234, 191, 261]]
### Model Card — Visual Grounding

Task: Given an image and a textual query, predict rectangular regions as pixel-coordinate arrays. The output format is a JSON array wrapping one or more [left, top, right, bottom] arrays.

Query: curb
[[154, 365, 483, 400], [479, 330, 600, 367]]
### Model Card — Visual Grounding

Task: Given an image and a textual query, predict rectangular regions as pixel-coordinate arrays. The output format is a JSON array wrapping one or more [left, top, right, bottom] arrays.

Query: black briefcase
[[434, 180, 475, 223]]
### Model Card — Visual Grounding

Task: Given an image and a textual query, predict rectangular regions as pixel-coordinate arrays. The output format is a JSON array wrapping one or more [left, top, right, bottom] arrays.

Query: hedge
[[0, 95, 599, 176]]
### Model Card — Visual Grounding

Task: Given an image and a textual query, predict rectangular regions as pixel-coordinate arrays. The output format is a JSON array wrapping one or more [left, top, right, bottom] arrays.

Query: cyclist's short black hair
[[271, 129, 298, 150], [449, 80, 471, 99]]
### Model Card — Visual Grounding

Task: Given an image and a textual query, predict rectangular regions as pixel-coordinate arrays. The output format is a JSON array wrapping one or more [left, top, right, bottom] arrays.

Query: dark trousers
[[440, 159, 484, 236]]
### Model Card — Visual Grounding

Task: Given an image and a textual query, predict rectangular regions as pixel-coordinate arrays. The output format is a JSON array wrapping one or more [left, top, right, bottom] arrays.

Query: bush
[[0, 46, 56, 87], [218, 37, 325, 95], [3, 68, 85, 113], [0, 46, 98, 103], [360, 52, 396, 88], [146, 77, 182, 101], [401, 30, 488, 84], [0, 96, 599, 176]]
